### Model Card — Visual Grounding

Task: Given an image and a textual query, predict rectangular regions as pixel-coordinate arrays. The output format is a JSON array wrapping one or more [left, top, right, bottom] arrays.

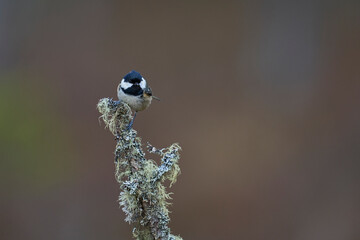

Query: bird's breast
[[118, 88, 152, 112]]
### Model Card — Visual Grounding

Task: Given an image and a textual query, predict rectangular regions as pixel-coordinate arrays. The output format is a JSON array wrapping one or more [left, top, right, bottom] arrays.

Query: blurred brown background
[[1, 1, 359, 239]]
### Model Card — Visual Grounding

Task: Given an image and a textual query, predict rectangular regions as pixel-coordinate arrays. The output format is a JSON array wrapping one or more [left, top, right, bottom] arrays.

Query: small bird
[[117, 70, 159, 129]]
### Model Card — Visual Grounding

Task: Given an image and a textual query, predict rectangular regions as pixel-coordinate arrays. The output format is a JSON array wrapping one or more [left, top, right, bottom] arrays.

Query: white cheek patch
[[120, 79, 132, 89], [140, 78, 147, 89]]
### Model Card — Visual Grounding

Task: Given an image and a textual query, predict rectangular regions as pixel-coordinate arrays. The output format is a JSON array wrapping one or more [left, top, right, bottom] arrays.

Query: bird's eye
[[130, 78, 141, 84]]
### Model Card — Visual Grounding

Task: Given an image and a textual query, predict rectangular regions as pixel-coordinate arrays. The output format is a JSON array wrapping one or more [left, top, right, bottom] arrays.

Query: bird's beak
[[152, 96, 160, 101]]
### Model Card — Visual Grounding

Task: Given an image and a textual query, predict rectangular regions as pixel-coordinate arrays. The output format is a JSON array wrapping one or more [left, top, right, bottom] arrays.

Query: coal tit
[[117, 70, 159, 128]]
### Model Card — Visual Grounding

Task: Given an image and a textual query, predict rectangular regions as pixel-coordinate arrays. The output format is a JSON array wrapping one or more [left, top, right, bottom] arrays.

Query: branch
[[97, 98, 183, 240]]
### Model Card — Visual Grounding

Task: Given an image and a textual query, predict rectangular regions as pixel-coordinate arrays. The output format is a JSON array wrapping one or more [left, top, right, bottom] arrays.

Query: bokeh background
[[1, 1, 359, 239]]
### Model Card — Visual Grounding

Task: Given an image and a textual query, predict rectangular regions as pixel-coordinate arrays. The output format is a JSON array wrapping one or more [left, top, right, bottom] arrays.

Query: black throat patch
[[121, 85, 143, 96]]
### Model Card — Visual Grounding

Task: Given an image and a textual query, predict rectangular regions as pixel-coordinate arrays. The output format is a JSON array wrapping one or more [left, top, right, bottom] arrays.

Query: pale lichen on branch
[[97, 98, 182, 240]]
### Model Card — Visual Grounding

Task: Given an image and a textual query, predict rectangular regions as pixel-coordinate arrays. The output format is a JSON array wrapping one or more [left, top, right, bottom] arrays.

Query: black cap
[[124, 70, 143, 83]]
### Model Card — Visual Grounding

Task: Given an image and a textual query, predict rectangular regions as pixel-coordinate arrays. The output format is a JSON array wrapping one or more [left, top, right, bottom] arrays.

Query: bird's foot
[[126, 112, 137, 131]]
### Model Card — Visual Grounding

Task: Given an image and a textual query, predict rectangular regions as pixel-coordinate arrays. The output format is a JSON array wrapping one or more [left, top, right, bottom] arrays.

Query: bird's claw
[[126, 112, 137, 131], [126, 121, 134, 131]]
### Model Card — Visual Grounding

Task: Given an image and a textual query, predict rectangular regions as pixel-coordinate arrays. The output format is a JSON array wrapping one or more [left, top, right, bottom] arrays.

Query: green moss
[[97, 98, 183, 240]]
